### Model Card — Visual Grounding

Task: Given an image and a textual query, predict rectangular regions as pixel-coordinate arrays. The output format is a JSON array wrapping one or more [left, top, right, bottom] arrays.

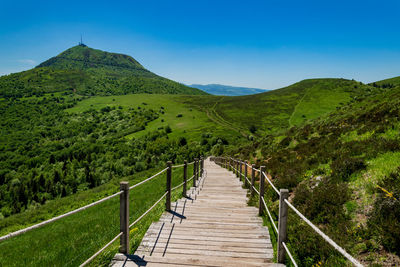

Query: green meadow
[[0, 164, 195, 266]]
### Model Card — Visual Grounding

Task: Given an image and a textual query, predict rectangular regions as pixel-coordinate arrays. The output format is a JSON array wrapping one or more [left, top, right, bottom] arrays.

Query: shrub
[[293, 177, 350, 225], [164, 125, 172, 134], [178, 137, 187, 146], [330, 156, 366, 182], [368, 168, 400, 255]]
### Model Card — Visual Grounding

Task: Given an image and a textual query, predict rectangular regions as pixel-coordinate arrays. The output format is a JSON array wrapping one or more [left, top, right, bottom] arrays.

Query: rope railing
[[0, 190, 123, 242], [284, 199, 363, 267], [129, 192, 168, 228], [261, 196, 278, 233], [262, 171, 280, 195], [80, 157, 206, 266], [79, 232, 123, 267], [211, 156, 363, 267], [282, 242, 298, 267], [186, 175, 195, 183], [129, 167, 168, 190]]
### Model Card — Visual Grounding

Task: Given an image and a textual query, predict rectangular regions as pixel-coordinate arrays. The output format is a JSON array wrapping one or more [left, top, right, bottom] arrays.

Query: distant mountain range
[[189, 84, 269, 96], [0, 45, 206, 98]]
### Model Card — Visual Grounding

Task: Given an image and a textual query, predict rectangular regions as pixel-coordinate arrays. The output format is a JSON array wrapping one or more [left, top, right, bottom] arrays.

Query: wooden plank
[[135, 248, 273, 259], [140, 238, 272, 249], [111, 253, 279, 267], [140, 234, 272, 244], [110, 159, 277, 267]]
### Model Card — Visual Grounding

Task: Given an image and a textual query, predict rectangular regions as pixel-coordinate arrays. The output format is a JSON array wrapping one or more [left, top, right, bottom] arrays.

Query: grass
[[0, 164, 195, 266], [350, 151, 400, 216], [289, 81, 350, 126], [66, 94, 242, 142], [183, 78, 373, 136]]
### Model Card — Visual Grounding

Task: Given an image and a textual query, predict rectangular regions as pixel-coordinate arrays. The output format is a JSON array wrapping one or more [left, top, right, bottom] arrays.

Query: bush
[[134, 162, 146, 172], [293, 177, 350, 225], [330, 156, 366, 182], [178, 137, 187, 146], [164, 125, 172, 134], [368, 168, 400, 255]]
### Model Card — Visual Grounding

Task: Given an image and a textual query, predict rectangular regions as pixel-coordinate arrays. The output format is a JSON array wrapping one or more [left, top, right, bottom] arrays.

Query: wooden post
[[236, 160, 239, 177], [193, 158, 198, 187], [244, 161, 248, 186], [183, 160, 187, 197], [277, 189, 289, 263], [200, 157, 204, 177], [239, 161, 242, 181], [251, 164, 256, 197], [119, 181, 129, 254], [258, 166, 265, 216], [166, 161, 172, 211]]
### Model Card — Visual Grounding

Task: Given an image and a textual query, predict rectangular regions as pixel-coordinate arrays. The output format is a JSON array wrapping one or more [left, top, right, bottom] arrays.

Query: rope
[[171, 181, 185, 191], [0, 190, 123, 242], [261, 196, 278, 233], [172, 164, 185, 168], [129, 192, 168, 228], [187, 175, 195, 183], [244, 175, 251, 185], [284, 199, 363, 267], [187, 161, 195, 165], [262, 172, 280, 195], [282, 242, 298, 267], [252, 185, 260, 195], [79, 232, 123, 267], [129, 167, 168, 190]]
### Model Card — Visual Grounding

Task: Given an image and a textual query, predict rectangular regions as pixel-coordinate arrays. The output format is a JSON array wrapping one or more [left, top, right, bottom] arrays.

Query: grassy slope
[[66, 94, 242, 142], [0, 165, 194, 266], [374, 76, 400, 87], [184, 78, 374, 136], [233, 85, 400, 265]]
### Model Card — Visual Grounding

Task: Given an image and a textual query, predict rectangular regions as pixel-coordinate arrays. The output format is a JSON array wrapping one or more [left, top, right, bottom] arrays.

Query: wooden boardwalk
[[111, 159, 281, 266]]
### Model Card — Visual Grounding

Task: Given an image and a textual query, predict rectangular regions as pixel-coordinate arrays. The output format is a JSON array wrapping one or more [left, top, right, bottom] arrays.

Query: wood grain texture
[[111, 159, 282, 266]]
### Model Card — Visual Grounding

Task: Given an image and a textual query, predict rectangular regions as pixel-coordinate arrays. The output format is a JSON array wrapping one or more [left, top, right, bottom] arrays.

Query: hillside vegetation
[[233, 82, 400, 266], [0, 45, 206, 98], [184, 78, 377, 136]]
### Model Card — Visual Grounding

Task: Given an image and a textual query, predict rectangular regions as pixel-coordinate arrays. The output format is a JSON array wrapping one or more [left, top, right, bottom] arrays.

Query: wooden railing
[[211, 156, 363, 267], [0, 157, 205, 266]]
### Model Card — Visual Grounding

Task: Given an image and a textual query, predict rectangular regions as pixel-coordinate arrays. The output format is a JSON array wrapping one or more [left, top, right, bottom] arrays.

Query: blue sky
[[1, 0, 400, 89]]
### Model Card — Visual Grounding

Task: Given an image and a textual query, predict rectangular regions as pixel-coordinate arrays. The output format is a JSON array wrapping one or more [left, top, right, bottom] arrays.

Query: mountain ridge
[[0, 45, 206, 97], [189, 83, 268, 96]]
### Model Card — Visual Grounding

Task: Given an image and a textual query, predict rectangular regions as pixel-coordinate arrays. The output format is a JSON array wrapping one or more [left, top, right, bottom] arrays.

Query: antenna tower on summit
[[79, 35, 87, 47]]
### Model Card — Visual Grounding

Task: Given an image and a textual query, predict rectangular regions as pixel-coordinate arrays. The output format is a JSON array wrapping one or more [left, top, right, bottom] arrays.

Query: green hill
[[0, 45, 206, 97], [184, 78, 378, 137], [372, 76, 400, 88], [231, 82, 400, 265]]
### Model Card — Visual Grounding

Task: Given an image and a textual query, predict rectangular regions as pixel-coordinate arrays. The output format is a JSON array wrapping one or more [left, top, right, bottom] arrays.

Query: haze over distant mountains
[[189, 84, 269, 96]]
